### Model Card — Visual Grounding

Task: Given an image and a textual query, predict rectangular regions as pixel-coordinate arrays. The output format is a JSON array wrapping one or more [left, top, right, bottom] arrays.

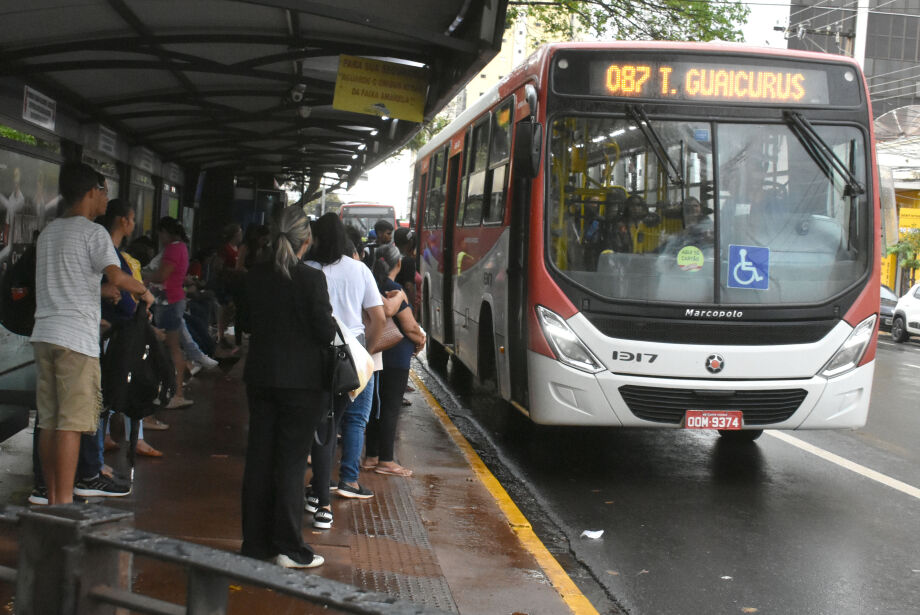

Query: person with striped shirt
[[30, 162, 152, 505]]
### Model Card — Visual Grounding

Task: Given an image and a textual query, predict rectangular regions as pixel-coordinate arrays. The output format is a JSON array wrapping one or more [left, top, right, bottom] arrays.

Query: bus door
[[441, 151, 462, 348], [508, 108, 542, 407]]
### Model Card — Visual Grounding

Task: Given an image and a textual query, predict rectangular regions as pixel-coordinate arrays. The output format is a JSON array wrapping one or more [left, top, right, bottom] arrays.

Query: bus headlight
[[535, 305, 605, 374], [821, 315, 876, 378]]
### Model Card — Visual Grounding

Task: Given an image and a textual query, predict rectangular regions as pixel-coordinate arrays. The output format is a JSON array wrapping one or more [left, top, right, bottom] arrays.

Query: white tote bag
[[333, 316, 374, 400]]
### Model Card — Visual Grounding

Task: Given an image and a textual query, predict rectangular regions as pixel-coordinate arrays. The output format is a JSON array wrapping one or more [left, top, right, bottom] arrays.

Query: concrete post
[[187, 568, 229, 615], [15, 505, 133, 615]]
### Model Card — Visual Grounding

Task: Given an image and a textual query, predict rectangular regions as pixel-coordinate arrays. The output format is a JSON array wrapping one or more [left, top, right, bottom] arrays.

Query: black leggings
[[309, 393, 347, 507], [365, 367, 409, 462]]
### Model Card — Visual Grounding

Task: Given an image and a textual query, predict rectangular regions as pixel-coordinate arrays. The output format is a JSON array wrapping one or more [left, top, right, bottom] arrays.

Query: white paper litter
[[580, 529, 604, 539]]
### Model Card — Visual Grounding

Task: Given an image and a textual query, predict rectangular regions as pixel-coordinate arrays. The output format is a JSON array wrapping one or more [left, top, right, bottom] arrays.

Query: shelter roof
[[0, 0, 507, 195]]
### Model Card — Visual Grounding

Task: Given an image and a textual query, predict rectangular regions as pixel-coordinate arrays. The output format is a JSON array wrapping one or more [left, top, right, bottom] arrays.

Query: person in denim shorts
[[145, 217, 191, 408]]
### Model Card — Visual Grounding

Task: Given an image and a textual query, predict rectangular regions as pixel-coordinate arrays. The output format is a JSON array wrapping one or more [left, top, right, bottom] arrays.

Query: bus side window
[[417, 171, 427, 229], [427, 147, 448, 228], [464, 117, 490, 226], [484, 99, 513, 224], [410, 166, 421, 225], [457, 130, 471, 227]]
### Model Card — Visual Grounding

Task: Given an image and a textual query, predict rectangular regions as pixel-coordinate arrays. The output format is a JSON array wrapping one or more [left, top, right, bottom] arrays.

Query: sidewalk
[[0, 353, 578, 614]]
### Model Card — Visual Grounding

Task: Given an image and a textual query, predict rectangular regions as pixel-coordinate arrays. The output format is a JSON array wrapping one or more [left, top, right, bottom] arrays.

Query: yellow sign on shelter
[[900, 207, 920, 232], [333, 55, 427, 123]]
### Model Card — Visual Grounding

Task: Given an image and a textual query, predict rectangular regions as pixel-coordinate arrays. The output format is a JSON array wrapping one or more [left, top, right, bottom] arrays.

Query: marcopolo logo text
[[685, 309, 744, 319]]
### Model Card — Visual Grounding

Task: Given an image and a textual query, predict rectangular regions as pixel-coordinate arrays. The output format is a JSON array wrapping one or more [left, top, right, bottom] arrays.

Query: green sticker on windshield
[[677, 246, 704, 272]]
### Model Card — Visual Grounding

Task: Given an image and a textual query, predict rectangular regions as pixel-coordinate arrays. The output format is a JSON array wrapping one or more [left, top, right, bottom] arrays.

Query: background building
[[786, 0, 920, 291], [786, 0, 920, 117]]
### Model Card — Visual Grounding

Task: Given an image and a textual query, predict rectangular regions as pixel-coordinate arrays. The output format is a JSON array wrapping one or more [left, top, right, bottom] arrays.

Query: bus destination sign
[[590, 60, 831, 104]]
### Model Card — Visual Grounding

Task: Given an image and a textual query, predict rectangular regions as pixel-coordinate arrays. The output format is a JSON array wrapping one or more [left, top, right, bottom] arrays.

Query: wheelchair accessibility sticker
[[728, 245, 769, 290]]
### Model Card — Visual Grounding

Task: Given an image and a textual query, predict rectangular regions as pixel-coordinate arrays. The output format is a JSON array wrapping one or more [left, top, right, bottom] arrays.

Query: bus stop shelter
[[0, 0, 508, 440], [0, 0, 507, 196]]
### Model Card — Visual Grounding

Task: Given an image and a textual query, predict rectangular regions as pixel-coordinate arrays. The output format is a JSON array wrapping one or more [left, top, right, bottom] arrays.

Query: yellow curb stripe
[[410, 371, 600, 615]]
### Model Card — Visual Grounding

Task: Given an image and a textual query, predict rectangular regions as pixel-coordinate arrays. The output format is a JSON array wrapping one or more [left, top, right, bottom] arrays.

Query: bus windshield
[[547, 115, 869, 305], [340, 206, 396, 237]]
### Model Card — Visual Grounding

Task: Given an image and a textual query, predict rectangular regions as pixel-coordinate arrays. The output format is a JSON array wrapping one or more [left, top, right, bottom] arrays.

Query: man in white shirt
[[31, 162, 151, 505]]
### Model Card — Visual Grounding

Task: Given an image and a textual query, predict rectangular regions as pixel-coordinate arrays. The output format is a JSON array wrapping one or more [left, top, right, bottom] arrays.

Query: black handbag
[[330, 321, 359, 396], [315, 322, 359, 447]]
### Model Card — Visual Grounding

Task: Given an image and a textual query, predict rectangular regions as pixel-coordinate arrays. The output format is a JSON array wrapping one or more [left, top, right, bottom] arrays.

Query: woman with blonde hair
[[239, 206, 336, 569]]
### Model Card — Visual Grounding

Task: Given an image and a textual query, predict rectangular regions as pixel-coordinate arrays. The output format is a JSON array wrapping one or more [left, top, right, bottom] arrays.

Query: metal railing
[[0, 504, 447, 615]]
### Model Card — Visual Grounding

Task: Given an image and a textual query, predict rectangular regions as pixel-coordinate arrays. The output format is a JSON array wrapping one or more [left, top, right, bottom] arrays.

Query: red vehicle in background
[[338, 203, 397, 239], [412, 42, 879, 440]]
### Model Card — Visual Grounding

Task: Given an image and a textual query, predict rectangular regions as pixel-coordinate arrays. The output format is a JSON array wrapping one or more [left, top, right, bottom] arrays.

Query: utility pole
[[853, 0, 869, 67]]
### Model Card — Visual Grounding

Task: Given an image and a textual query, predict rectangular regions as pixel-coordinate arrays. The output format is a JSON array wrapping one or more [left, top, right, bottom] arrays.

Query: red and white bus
[[412, 42, 880, 439]]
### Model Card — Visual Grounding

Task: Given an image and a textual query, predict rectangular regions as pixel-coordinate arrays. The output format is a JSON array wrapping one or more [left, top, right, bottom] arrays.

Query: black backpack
[[101, 308, 176, 419], [0, 244, 37, 336]]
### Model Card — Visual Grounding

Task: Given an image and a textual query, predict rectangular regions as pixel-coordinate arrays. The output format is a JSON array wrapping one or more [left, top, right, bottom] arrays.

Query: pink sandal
[[374, 464, 413, 477]]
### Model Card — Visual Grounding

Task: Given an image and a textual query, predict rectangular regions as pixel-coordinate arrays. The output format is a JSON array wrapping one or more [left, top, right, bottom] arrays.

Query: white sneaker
[[200, 356, 219, 369], [274, 553, 324, 569], [189, 363, 202, 376]]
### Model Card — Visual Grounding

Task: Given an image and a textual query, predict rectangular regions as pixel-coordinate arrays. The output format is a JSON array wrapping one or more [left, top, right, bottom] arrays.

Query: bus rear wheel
[[718, 429, 763, 442]]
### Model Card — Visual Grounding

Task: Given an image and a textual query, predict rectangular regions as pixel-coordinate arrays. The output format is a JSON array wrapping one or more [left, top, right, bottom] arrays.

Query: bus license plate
[[684, 410, 742, 430]]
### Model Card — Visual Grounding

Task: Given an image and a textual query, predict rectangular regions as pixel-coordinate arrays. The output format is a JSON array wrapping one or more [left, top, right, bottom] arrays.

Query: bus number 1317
[[612, 351, 658, 363]]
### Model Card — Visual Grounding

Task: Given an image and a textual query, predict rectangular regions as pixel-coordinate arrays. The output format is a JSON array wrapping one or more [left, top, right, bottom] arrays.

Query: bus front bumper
[[526, 351, 874, 429]]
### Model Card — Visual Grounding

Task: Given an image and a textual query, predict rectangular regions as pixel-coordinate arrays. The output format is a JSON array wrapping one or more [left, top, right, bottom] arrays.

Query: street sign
[[333, 55, 427, 123]]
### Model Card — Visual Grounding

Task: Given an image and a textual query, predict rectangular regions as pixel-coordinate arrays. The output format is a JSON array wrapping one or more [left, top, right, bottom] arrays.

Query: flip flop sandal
[[360, 458, 379, 471], [136, 445, 164, 458], [375, 465, 413, 477]]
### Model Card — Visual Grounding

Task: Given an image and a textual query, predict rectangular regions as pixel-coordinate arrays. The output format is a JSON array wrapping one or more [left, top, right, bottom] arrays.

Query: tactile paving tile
[[349, 477, 459, 613]]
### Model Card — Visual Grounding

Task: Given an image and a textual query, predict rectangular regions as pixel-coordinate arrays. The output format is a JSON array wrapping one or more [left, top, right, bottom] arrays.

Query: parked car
[[891, 282, 920, 343], [880, 285, 898, 332]]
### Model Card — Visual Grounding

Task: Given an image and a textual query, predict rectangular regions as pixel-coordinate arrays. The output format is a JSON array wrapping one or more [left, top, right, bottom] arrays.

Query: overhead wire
[[869, 90, 920, 104], [870, 83, 919, 97], [869, 63, 920, 82], [804, 0, 859, 26], [788, 0, 845, 21], [818, 0, 901, 32]]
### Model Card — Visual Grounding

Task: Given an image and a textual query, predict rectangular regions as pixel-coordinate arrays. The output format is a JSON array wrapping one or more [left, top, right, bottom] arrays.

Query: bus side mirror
[[514, 119, 543, 179]]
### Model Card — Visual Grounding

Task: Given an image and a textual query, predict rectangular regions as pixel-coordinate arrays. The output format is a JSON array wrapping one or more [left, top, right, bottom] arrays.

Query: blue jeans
[[339, 373, 375, 485], [179, 318, 209, 364], [32, 416, 104, 488]]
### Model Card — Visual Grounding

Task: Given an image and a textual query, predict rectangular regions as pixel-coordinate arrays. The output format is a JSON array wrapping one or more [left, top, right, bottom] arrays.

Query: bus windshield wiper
[[626, 104, 684, 187], [784, 111, 865, 197]]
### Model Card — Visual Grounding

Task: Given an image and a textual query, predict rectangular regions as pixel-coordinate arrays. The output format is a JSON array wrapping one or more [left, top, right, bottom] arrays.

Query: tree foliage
[[303, 191, 343, 217], [887, 229, 920, 274], [507, 0, 749, 43], [402, 114, 452, 153]]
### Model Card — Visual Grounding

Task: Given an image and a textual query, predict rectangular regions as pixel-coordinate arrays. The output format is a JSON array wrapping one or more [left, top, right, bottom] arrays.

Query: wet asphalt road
[[417, 334, 920, 615]]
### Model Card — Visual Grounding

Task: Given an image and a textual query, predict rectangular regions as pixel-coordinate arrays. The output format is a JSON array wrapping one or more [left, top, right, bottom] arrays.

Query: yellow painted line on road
[[766, 430, 920, 501], [410, 371, 600, 615]]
